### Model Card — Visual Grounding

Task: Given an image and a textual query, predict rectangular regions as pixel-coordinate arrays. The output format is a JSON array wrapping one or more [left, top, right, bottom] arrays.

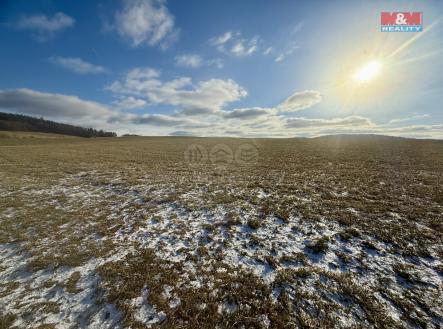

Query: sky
[[0, 0, 442, 138]]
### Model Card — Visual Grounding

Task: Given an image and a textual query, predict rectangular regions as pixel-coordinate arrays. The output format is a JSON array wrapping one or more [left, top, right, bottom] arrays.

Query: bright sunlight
[[353, 60, 383, 83]]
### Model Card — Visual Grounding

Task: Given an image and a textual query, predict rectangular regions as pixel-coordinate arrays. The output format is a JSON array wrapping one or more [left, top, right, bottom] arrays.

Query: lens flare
[[353, 60, 382, 83]]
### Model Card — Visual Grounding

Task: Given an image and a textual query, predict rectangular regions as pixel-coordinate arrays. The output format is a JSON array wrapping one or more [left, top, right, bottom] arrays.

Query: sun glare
[[353, 60, 383, 83]]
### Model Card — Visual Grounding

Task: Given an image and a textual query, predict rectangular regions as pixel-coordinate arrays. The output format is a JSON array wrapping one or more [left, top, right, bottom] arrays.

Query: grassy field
[[0, 133, 442, 328]]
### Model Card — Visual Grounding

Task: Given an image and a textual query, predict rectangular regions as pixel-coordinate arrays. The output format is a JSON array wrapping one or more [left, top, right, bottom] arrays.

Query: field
[[0, 133, 442, 328]]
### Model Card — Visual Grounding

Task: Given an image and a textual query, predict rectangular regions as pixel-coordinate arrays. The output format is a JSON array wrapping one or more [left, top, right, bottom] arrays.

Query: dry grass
[[1, 133, 442, 328], [65, 271, 82, 294]]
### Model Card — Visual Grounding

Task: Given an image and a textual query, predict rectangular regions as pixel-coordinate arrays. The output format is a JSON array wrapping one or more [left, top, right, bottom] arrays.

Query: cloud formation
[[210, 31, 259, 57], [115, 0, 177, 47], [106, 67, 247, 114], [273, 22, 303, 63], [210, 22, 302, 62], [16, 12, 74, 40], [174, 54, 223, 69], [388, 114, 430, 124], [127, 113, 188, 126], [274, 45, 299, 63], [223, 107, 272, 120], [0, 87, 439, 139], [174, 54, 203, 68], [0, 89, 111, 121], [220, 89, 321, 121], [285, 116, 374, 128], [112, 96, 147, 110], [49, 56, 108, 74], [278, 90, 322, 112]]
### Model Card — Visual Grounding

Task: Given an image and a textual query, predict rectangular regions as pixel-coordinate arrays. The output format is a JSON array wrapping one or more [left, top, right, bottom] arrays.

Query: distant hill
[[313, 134, 406, 140], [0, 112, 116, 138]]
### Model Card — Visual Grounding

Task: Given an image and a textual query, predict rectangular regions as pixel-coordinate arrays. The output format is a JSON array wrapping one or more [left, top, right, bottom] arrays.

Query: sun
[[353, 60, 383, 84]]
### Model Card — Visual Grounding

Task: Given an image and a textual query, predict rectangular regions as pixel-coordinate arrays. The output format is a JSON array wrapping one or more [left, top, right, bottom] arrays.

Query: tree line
[[0, 112, 117, 137]]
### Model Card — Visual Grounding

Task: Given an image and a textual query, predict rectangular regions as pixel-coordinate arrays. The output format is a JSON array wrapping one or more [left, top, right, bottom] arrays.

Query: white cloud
[[388, 114, 429, 124], [278, 90, 322, 112], [310, 124, 443, 139], [1, 88, 441, 139], [275, 54, 285, 63], [190, 114, 376, 138], [0, 88, 199, 132], [210, 31, 259, 57], [207, 58, 224, 69], [211, 31, 232, 46], [230, 36, 259, 57], [16, 12, 74, 40], [223, 107, 273, 120], [285, 116, 374, 128], [115, 0, 177, 47], [127, 67, 160, 79], [0, 89, 111, 121], [175, 54, 223, 69], [175, 54, 203, 68], [384, 124, 443, 134], [274, 44, 299, 63], [272, 22, 303, 63], [106, 67, 247, 115], [112, 96, 147, 110], [263, 47, 273, 55], [210, 22, 302, 62], [127, 113, 188, 126], [49, 56, 108, 74]]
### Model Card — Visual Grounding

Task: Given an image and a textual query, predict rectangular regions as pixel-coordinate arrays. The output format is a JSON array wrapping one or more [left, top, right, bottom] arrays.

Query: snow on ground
[[1, 170, 442, 328]]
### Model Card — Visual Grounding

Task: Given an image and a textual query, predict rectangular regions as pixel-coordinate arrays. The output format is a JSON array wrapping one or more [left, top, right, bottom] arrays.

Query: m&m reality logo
[[381, 12, 423, 32]]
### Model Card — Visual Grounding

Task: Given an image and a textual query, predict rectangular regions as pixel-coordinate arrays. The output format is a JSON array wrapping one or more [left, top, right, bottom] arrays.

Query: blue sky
[[0, 0, 442, 138]]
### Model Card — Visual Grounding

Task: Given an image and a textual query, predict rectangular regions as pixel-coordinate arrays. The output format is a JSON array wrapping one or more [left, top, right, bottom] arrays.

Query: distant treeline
[[0, 112, 116, 138]]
